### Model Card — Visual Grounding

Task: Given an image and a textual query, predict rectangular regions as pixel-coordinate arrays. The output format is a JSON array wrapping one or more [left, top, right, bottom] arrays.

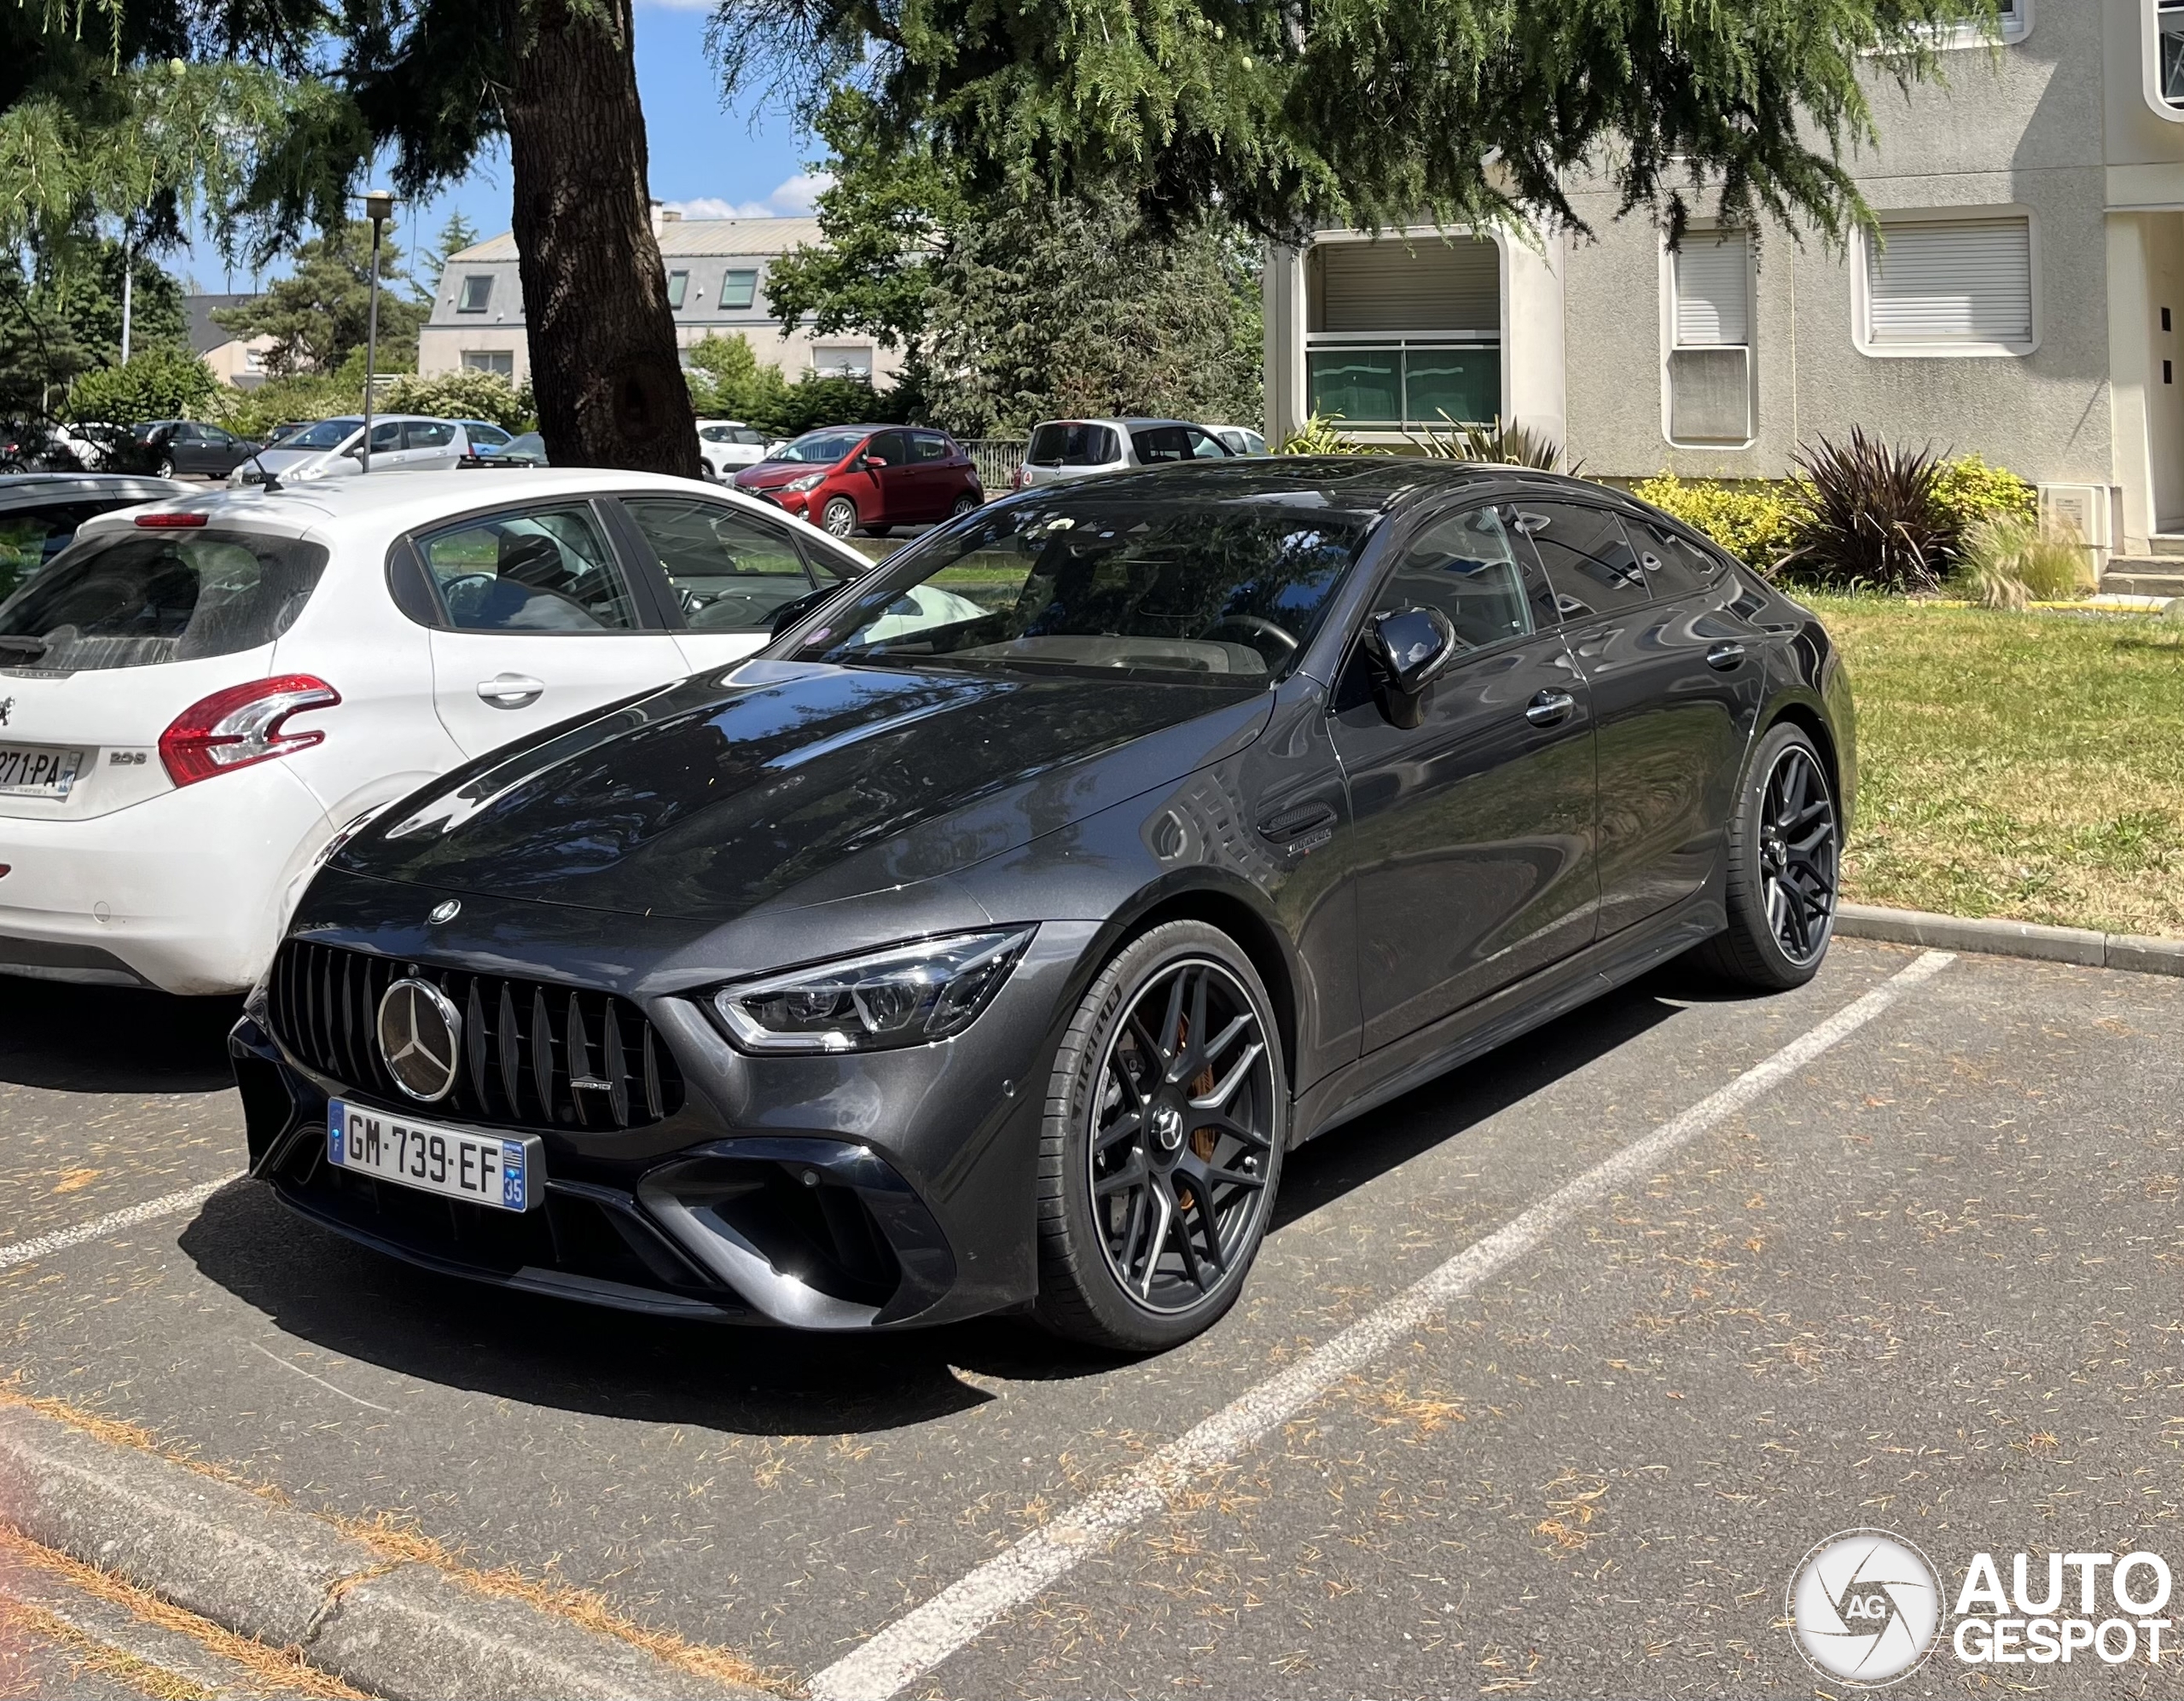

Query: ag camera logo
[[1788, 1529, 1943, 1686]]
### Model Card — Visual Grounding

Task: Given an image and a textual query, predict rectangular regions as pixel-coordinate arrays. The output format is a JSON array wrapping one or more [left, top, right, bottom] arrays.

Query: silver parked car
[[1014, 417, 1236, 489], [228, 415, 482, 485]]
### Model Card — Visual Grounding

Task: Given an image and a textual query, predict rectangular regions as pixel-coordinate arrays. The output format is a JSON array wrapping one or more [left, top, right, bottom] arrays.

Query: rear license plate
[[327, 1100, 543, 1212], [0, 744, 84, 798]]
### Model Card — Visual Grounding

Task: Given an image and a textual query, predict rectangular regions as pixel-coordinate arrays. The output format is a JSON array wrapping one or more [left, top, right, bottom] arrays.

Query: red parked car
[[734, 425, 984, 537]]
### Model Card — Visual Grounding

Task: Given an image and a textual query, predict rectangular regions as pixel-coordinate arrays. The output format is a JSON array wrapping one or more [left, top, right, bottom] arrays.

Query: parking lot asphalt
[[1, 940, 2179, 1698]]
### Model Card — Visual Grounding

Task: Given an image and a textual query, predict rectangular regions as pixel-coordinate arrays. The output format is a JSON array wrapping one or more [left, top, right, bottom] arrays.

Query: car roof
[[0, 473, 191, 506], [94, 466, 860, 541], [995, 456, 1591, 517]]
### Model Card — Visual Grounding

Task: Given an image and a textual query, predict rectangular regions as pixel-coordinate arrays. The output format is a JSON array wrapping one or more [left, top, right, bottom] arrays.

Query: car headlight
[[710, 928, 1036, 1054], [781, 472, 827, 492]]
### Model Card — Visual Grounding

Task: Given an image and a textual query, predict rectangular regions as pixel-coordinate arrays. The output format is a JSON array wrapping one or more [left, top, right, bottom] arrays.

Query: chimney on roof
[[648, 200, 682, 237]]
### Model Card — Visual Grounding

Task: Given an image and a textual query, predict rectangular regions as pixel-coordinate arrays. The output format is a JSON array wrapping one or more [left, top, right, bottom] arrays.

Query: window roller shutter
[[1673, 234, 1751, 348], [1866, 218, 2032, 345]]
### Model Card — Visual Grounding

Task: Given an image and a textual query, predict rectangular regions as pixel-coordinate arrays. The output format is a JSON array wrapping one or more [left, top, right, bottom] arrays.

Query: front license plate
[[0, 744, 84, 798], [327, 1100, 543, 1212]]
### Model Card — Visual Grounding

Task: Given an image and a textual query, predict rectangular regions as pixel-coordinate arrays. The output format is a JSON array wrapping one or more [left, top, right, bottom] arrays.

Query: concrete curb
[[1835, 903, 2184, 977], [0, 1405, 763, 1700]]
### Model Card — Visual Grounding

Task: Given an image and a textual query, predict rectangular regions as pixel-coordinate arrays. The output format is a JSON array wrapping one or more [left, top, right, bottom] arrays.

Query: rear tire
[[1033, 921, 1286, 1353], [1695, 722, 1840, 990], [950, 493, 979, 517], [822, 496, 858, 537], [154, 455, 175, 479]]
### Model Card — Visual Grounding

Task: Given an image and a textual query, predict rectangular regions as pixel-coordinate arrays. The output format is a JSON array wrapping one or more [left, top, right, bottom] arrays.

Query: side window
[[369, 421, 402, 454], [1132, 426, 1192, 463], [1624, 515, 1722, 598], [865, 430, 908, 466], [457, 275, 493, 312], [1185, 427, 1231, 459], [665, 270, 689, 310], [910, 432, 950, 462], [623, 498, 816, 633], [204, 427, 235, 447], [1515, 501, 1651, 620], [404, 421, 456, 450], [466, 423, 511, 448], [416, 505, 642, 633], [1374, 506, 1534, 653]]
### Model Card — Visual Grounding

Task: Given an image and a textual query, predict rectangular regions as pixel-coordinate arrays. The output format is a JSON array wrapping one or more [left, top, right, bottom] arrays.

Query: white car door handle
[[477, 673, 545, 707]]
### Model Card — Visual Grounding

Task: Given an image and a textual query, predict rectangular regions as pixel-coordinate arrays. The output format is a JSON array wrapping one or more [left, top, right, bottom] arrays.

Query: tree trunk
[[499, 0, 698, 474]]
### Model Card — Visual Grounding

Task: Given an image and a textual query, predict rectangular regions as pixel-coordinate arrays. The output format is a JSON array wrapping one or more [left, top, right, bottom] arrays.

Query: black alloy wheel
[[1036, 921, 1286, 1350], [1698, 722, 1839, 989], [1758, 741, 1838, 965]]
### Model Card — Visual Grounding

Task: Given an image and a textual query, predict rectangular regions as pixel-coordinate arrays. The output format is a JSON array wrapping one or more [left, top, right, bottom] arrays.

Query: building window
[[1302, 235, 1502, 428], [1856, 213, 2036, 357], [812, 345, 874, 380], [456, 274, 494, 313], [1933, 0, 2028, 48], [2158, 0, 2184, 113], [462, 350, 515, 378], [665, 270, 688, 310], [1665, 230, 1754, 444], [719, 270, 758, 310]]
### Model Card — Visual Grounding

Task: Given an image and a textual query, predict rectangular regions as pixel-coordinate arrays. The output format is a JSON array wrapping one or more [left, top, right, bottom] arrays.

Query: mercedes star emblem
[[429, 899, 462, 925], [1151, 1102, 1185, 1153], [376, 977, 463, 1102]]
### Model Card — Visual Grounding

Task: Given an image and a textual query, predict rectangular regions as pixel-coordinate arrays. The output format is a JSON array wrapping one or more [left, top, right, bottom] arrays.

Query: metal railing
[[963, 438, 1025, 496]]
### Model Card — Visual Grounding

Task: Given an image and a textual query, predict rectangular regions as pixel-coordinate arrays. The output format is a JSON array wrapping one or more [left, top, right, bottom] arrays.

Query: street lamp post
[[362, 189, 395, 473]]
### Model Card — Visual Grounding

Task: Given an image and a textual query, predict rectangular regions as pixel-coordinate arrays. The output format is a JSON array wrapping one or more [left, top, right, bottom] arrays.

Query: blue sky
[[185, 0, 818, 293]]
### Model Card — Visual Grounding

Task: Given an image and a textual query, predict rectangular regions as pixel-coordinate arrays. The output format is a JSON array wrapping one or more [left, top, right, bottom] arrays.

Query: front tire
[[1696, 722, 1840, 990], [821, 496, 858, 537], [1034, 921, 1287, 1352]]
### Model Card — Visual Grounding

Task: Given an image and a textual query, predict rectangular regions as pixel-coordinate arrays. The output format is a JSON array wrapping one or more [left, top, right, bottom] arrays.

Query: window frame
[[718, 269, 758, 310], [607, 494, 838, 635], [460, 350, 515, 378], [2150, 0, 2184, 119], [456, 274, 495, 314], [1852, 206, 2041, 360], [665, 270, 689, 310], [1658, 227, 1758, 449], [386, 496, 682, 635]]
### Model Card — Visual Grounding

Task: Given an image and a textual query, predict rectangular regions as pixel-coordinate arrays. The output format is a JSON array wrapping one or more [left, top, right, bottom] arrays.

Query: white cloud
[[663, 172, 831, 223]]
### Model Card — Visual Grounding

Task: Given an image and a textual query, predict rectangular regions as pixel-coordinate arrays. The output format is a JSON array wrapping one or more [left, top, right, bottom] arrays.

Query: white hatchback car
[[1013, 417, 1237, 489], [0, 467, 867, 993], [229, 415, 481, 485], [695, 420, 775, 480]]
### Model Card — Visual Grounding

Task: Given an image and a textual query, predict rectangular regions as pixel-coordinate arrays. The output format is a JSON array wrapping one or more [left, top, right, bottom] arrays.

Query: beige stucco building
[[416, 212, 903, 396], [1264, 0, 2184, 574]]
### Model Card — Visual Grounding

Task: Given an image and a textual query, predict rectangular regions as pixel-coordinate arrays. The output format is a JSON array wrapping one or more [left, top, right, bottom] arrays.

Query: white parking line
[[808, 950, 1957, 1701], [0, 1176, 238, 1272]]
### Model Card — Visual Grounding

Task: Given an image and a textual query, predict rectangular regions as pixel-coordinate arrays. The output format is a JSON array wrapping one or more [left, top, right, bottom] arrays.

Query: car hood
[[333, 659, 1273, 923], [734, 462, 829, 491]]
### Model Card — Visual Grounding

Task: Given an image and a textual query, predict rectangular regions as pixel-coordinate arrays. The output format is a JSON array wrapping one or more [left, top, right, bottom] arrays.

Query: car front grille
[[268, 938, 683, 1131]]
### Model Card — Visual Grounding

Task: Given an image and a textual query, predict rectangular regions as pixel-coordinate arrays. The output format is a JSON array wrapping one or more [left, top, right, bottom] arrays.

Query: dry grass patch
[[1812, 597, 2184, 937]]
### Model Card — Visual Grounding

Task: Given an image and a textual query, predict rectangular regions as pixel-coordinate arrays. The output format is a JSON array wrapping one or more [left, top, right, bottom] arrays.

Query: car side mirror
[[861, 456, 888, 470], [1362, 607, 1457, 729], [769, 583, 838, 638]]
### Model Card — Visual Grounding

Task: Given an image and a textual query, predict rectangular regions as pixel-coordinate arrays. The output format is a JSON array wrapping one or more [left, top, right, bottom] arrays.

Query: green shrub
[[1629, 471, 1802, 573], [66, 347, 219, 427], [1932, 454, 2037, 536], [1783, 427, 1953, 593], [1949, 515, 2087, 608], [378, 369, 534, 431], [1279, 412, 1376, 456], [1409, 413, 1574, 472]]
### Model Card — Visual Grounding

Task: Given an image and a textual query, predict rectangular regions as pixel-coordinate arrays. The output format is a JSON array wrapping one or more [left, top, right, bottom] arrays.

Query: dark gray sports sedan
[[232, 459, 1852, 1350]]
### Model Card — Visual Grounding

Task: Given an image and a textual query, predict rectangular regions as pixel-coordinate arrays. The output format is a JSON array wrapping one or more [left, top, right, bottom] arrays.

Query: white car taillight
[[160, 675, 340, 787]]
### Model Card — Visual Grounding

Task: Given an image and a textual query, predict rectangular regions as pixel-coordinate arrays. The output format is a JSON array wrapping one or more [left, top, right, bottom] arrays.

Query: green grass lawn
[[1810, 595, 2184, 938]]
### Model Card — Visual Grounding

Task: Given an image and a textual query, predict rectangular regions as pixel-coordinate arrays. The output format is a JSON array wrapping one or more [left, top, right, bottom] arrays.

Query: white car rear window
[[0, 528, 329, 670]]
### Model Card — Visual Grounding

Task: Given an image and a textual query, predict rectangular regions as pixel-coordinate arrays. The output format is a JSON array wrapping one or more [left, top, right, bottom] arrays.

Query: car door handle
[[1257, 799, 1337, 843], [1525, 689, 1577, 726], [476, 673, 545, 707], [1705, 642, 1746, 671]]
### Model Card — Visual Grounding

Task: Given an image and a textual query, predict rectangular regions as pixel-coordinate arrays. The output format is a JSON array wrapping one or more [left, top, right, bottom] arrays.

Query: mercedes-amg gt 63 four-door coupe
[[233, 460, 1852, 1351]]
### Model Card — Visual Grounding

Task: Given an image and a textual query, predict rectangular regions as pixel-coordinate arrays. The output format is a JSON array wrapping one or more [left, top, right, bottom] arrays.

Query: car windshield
[[789, 492, 1376, 682], [770, 429, 865, 465], [287, 418, 361, 450], [0, 527, 330, 671]]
